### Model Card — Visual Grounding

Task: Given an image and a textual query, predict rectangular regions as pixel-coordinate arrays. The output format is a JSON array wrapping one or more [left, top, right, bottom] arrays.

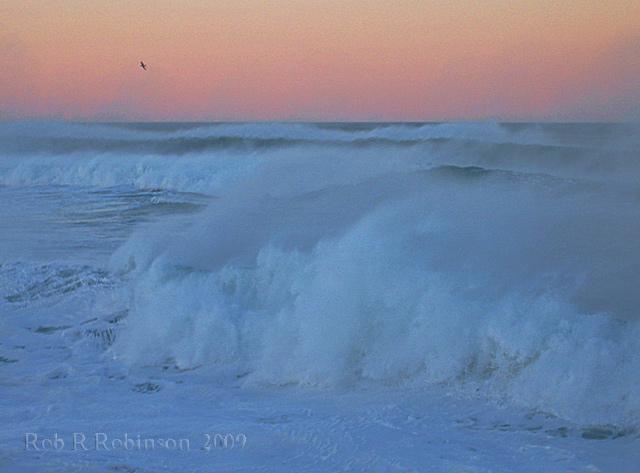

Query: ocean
[[1, 121, 639, 472]]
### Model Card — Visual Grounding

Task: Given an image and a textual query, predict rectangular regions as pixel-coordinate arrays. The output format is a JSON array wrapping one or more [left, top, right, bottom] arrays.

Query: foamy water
[[1, 121, 639, 472]]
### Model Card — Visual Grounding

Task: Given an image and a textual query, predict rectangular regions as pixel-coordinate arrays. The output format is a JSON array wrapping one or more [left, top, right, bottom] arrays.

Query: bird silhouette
[[140, 61, 147, 70]]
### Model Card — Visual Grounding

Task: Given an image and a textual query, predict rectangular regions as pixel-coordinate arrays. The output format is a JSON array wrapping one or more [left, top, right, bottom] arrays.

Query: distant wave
[[1, 121, 639, 194], [0, 135, 431, 156]]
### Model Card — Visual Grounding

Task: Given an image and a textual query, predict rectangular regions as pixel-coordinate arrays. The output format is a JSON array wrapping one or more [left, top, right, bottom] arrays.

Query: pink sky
[[1, 0, 639, 121]]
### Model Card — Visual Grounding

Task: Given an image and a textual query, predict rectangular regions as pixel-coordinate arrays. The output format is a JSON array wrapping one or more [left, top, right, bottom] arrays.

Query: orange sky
[[1, 0, 639, 121]]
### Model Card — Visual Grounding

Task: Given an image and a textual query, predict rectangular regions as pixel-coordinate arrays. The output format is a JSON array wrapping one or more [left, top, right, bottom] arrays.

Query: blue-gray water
[[1, 121, 639, 472]]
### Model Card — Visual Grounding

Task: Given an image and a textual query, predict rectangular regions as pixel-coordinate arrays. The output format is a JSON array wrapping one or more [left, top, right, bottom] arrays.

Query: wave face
[[4, 121, 640, 426]]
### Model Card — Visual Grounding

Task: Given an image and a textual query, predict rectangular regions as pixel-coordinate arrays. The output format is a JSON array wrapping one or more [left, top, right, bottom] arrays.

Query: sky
[[1, 0, 639, 121]]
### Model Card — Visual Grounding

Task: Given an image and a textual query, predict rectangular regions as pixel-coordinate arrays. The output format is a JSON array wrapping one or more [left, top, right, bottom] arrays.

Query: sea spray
[[99, 124, 640, 426]]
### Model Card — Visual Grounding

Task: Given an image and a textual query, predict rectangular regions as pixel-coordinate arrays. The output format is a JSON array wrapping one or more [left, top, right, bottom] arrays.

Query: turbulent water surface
[[1, 121, 640, 472]]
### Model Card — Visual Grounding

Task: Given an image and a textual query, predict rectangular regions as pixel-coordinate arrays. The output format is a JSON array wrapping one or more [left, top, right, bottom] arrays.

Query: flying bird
[[140, 61, 147, 70]]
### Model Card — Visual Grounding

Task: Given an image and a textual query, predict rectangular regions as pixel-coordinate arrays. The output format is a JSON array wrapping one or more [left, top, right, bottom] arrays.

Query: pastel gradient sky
[[1, 0, 639, 121]]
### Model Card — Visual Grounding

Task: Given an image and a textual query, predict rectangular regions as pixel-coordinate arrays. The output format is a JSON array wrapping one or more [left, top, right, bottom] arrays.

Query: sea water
[[1, 121, 639, 472]]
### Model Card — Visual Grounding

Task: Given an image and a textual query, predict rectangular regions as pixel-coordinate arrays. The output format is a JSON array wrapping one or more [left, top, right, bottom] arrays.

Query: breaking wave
[[1, 122, 639, 193], [4, 121, 640, 427], [96, 122, 640, 427]]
